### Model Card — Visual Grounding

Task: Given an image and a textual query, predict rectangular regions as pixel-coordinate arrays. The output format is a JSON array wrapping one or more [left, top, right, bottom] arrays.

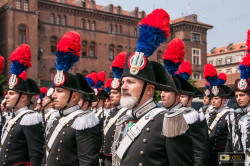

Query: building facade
[[0, 0, 212, 87], [207, 42, 246, 74]]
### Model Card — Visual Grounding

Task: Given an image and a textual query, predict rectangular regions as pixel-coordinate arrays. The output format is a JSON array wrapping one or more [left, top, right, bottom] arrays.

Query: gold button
[[67, 124, 69, 126], [140, 151, 144, 155], [4, 155, 7, 158], [9, 135, 11, 138], [3, 162, 6, 165], [146, 128, 150, 132], [58, 149, 61, 152], [46, 140, 48, 142], [150, 117, 154, 121], [139, 163, 142, 166], [60, 140, 63, 144], [63, 132, 65, 135], [143, 139, 147, 143], [56, 157, 59, 160], [11, 128, 14, 131], [7, 142, 10, 145], [6, 149, 8, 152]]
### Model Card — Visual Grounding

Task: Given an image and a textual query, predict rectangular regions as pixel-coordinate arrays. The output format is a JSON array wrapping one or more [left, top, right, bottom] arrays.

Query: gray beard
[[120, 96, 139, 109]]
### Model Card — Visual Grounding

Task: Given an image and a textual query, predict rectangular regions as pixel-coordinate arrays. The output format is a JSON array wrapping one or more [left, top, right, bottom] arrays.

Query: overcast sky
[[95, 0, 250, 52]]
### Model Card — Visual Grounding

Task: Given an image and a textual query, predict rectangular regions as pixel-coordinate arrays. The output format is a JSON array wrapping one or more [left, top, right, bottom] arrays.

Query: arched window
[[134, 28, 137, 37], [16, 0, 21, 10], [82, 70, 88, 76], [117, 7, 121, 14], [62, 16, 66, 26], [50, 36, 57, 54], [50, 14, 54, 24], [118, 25, 122, 34], [109, 24, 112, 33], [82, 0, 86, 7], [117, 45, 122, 54], [92, 21, 95, 30], [109, 44, 114, 60], [86, 20, 90, 29], [109, 5, 113, 13], [81, 19, 85, 29], [114, 25, 117, 33], [90, 42, 96, 57], [18, 25, 27, 44], [81, 41, 87, 56], [157, 50, 162, 62], [56, 15, 60, 25], [50, 68, 56, 81], [24, 0, 28, 11], [90, 1, 94, 9]]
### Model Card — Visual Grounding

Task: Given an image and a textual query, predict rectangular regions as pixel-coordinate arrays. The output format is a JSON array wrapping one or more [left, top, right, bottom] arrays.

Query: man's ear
[[72, 92, 80, 102]]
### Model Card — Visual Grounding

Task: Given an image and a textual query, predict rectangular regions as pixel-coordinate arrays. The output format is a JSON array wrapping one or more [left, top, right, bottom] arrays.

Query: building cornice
[[207, 49, 246, 57]]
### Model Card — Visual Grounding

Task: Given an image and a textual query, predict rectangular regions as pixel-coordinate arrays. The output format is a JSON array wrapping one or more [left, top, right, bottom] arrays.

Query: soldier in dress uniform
[[203, 82, 214, 122], [112, 9, 194, 166], [204, 64, 234, 166], [102, 52, 130, 166], [45, 31, 100, 166], [0, 44, 44, 166], [162, 44, 208, 166]]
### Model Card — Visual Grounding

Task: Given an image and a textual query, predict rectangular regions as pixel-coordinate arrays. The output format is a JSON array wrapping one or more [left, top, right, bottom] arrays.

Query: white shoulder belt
[[115, 107, 165, 162], [208, 109, 228, 134], [45, 109, 57, 121]]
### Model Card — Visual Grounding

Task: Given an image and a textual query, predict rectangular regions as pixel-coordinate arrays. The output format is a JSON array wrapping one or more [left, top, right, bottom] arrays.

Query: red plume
[[0, 56, 4, 74], [163, 38, 185, 64], [139, 9, 170, 38], [98, 71, 106, 82], [247, 29, 250, 51], [9, 44, 32, 67], [111, 52, 127, 69], [87, 72, 98, 85], [40, 87, 47, 95], [105, 78, 112, 88], [179, 60, 192, 75], [204, 64, 217, 78], [218, 73, 226, 81], [57, 31, 81, 56], [18, 71, 27, 80]]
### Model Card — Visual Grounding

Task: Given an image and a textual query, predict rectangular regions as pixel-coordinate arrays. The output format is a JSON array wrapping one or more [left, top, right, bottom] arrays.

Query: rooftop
[[208, 42, 246, 56]]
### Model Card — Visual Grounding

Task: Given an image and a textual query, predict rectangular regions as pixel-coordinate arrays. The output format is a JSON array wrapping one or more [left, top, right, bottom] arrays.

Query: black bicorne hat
[[25, 78, 41, 95], [193, 87, 204, 98], [97, 89, 110, 99], [209, 85, 232, 98], [233, 79, 250, 93], [173, 74, 196, 95]]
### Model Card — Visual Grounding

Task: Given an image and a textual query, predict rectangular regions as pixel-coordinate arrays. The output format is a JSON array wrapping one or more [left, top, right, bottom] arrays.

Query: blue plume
[[86, 77, 95, 87], [239, 64, 250, 80], [206, 76, 218, 86], [39, 93, 45, 99], [137, 24, 167, 58], [112, 67, 123, 79], [55, 51, 79, 72], [218, 79, 226, 85], [11, 61, 28, 76], [163, 59, 181, 76], [105, 87, 110, 94], [95, 80, 104, 90], [205, 83, 210, 90], [179, 72, 190, 81]]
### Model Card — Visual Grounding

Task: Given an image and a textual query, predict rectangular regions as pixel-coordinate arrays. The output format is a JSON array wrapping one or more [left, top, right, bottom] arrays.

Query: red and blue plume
[[163, 38, 185, 76], [247, 29, 250, 53], [55, 31, 81, 72], [18, 71, 27, 80], [0, 56, 4, 74], [239, 53, 250, 80], [204, 64, 218, 86], [86, 72, 98, 87], [205, 82, 210, 90], [178, 60, 192, 81], [111, 52, 127, 79], [218, 73, 227, 85], [105, 78, 112, 94], [95, 71, 106, 89], [137, 9, 170, 58], [39, 87, 47, 99], [9, 44, 32, 76]]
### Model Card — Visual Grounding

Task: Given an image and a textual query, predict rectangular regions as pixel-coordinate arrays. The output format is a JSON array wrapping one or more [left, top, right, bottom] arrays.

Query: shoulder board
[[71, 111, 99, 130], [48, 111, 60, 121], [20, 111, 43, 126], [183, 109, 199, 125]]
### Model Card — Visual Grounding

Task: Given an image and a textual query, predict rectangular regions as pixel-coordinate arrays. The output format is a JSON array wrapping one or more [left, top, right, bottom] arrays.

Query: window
[[90, 1, 94, 9], [134, 11, 138, 17], [109, 45, 114, 60], [18, 25, 27, 44], [50, 68, 56, 81], [50, 14, 54, 24], [157, 50, 162, 62], [193, 73, 201, 80], [82, 70, 88, 76], [208, 60, 213, 65], [236, 55, 243, 62], [24, 0, 28, 11], [60, 0, 65, 3], [62, 16, 66, 26], [86, 20, 90, 29], [225, 57, 232, 64], [117, 7, 121, 14], [51, 36, 57, 53], [56, 15, 60, 25], [82, 0, 86, 8], [114, 25, 117, 33], [90, 42, 96, 57], [81, 41, 87, 57], [117, 45, 122, 54], [118, 25, 122, 34], [134, 28, 137, 37], [109, 5, 113, 13], [91, 21, 95, 30], [191, 33, 200, 42], [109, 24, 112, 33], [81, 19, 85, 29], [192, 48, 201, 65], [16, 0, 21, 9], [216, 59, 222, 66], [226, 70, 232, 74], [141, 12, 145, 18]]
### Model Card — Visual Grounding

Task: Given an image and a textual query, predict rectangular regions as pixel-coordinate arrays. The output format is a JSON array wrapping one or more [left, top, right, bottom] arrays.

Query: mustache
[[121, 91, 131, 96]]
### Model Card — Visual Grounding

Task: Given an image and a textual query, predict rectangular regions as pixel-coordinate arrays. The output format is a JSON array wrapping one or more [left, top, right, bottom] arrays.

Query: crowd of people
[[0, 8, 249, 166]]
